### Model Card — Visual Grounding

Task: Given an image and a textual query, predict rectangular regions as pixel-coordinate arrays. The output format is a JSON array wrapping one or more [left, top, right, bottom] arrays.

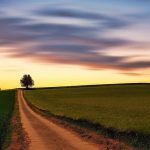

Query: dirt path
[[18, 90, 100, 150]]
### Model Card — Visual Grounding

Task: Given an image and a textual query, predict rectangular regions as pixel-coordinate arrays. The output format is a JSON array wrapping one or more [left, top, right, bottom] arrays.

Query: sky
[[0, 0, 150, 89]]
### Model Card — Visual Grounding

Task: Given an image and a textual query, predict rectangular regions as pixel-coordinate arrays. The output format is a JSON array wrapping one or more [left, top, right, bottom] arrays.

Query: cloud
[[35, 7, 110, 20], [121, 72, 148, 76], [0, 4, 150, 72], [120, 61, 150, 69], [35, 7, 131, 29], [0, 17, 30, 24]]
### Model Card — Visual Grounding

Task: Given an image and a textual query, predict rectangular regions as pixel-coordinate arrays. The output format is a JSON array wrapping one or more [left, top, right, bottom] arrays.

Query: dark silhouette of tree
[[20, 74, 34, 89]]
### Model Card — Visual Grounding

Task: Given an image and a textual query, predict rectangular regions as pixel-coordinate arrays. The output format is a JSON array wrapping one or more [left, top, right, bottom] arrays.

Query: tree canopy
[[20, 74, 34, 89]]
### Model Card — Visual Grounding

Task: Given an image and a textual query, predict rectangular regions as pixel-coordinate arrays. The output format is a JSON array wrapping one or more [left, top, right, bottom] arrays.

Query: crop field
[[25, 84, 150, 149], [0, 90, 15, 149]]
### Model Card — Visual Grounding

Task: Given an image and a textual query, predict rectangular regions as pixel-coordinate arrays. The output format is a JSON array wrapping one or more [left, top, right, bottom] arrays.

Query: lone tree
[[20, 74, 34, 89]]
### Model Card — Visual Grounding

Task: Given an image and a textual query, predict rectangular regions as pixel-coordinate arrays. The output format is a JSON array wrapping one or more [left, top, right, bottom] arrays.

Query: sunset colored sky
[[0, 0, 150, 89]]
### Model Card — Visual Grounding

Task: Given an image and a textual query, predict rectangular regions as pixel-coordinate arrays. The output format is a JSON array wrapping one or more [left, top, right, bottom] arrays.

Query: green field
[[0, 90, 15, 149], [24, 84, 150, 149]]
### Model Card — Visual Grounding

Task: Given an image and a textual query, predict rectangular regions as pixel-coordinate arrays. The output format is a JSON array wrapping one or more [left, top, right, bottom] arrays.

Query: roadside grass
[[24, 84, 150, 149], [0, 90, 15, 150], [6, 91, 29, 150]]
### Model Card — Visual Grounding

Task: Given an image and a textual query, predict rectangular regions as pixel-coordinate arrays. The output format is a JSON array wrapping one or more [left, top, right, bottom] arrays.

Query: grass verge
[[5, 91, 29, 150]]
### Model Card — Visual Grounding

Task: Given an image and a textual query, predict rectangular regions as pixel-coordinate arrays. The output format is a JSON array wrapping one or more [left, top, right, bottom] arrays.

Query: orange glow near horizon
[[0, 55, 150, 89]]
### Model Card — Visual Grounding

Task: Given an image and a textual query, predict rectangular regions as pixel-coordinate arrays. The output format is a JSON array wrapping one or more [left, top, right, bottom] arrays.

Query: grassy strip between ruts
[[23, 91, 133, 150], [5, 91, 29, 150]]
